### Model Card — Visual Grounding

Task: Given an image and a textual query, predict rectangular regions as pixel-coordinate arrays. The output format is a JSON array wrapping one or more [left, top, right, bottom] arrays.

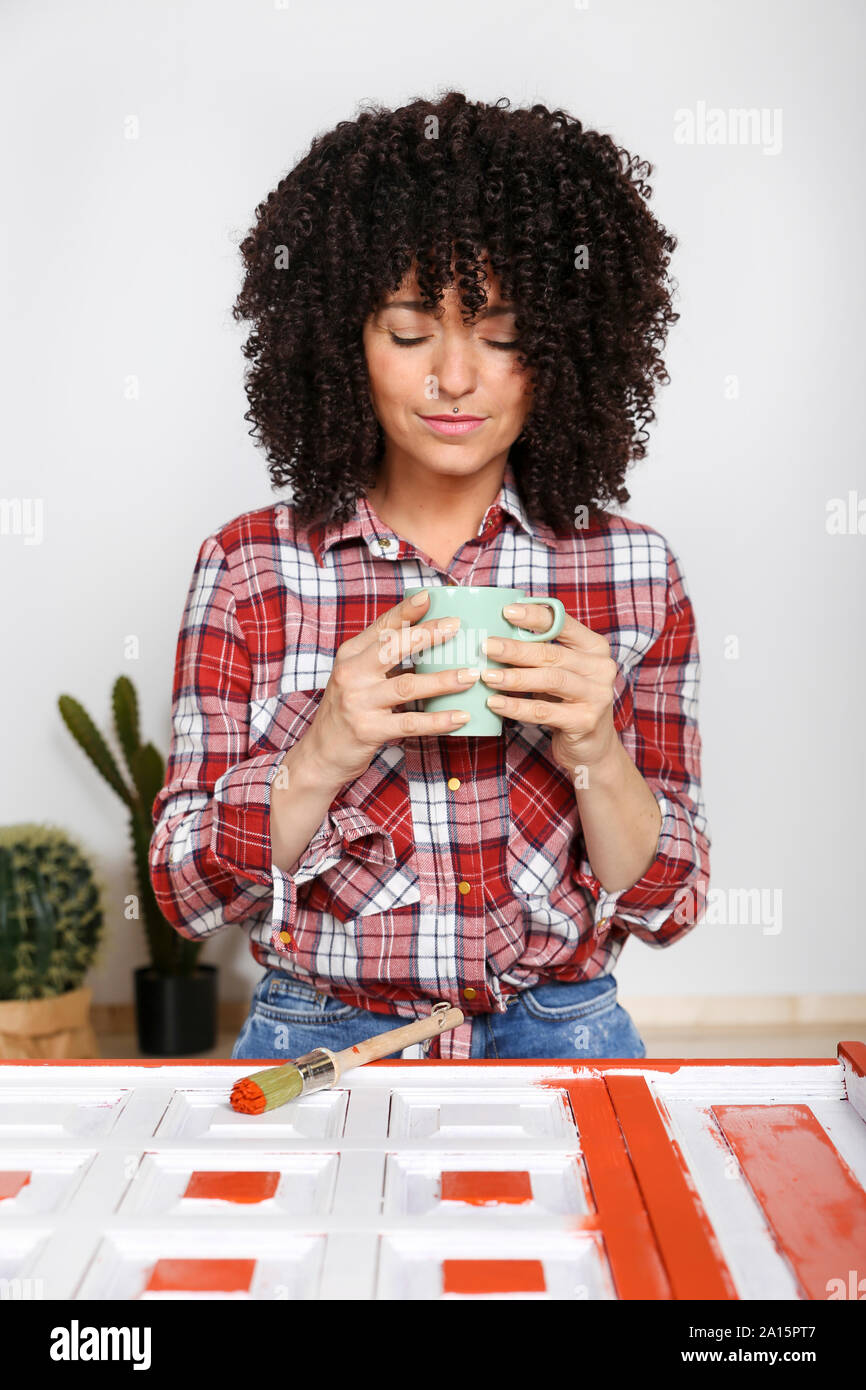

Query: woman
[[149, 92, 710, 1061]]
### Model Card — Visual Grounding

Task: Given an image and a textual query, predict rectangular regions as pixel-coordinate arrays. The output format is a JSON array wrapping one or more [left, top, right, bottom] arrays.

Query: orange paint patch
[[443, 1259, 545, 1294], [0, 1171, 31, 1201], [144, 1258, 255, 1293], [713, 1103, 866, 1301], [182, 1171, 279, 1204], [441, 1170, 532, 1206], [352, 1046, 360, 1054]]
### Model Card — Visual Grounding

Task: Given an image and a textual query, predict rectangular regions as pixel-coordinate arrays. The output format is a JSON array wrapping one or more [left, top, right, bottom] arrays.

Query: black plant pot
[[134, 964, 218, 1056]]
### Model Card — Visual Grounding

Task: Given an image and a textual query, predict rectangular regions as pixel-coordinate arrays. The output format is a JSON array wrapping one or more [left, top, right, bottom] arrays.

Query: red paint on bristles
[[230, 1078, 267, 1114]]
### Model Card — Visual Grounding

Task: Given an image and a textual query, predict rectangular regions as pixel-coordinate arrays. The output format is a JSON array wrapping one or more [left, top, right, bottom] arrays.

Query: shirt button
[[371, 536, 397, 556], [278, 931, 292, 943], [447, 777, 461, 791], [462, 987, 477, 1000], [457, 881, 471, 895]]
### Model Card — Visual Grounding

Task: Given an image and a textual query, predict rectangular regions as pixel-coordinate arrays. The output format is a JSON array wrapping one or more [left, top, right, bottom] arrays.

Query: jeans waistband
[[258, 968, 615, 1009]]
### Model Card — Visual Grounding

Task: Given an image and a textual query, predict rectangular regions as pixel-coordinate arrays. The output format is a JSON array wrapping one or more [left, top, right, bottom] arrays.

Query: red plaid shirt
[[149, 460, 710, 1058]]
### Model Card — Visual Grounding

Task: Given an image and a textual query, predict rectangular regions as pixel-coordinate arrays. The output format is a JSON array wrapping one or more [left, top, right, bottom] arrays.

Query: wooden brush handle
[[331, 1005, 464, 1075]]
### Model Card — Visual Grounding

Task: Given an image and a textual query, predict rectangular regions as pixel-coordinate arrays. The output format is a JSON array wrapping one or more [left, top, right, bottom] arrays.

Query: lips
[[420, 415, 487, 436]]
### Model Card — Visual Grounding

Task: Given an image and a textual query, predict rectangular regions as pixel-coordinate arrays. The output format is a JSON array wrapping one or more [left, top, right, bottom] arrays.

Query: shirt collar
[[307, 459, 559, 567]]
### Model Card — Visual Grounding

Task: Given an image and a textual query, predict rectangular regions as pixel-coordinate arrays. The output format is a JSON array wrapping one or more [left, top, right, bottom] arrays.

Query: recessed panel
[[377, 1232, 613, 1300], [155, 1088, 347, 1141], [0, 1152, 93, 1216], [388, 1088, 575, 1141], [383, 1152, 588, 1217], [118, 1152, 339, 1217], [76, 1232, 326, 1300], [0, 1089, 128, 1138]]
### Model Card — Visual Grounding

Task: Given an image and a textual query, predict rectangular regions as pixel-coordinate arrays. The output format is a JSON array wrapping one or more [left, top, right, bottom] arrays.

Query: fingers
[[351, 589, 438, 659], [501, 602, 608, 654], [479, 664, 595, 698], [481, 692, 571, 726], [345, 696, 474, 747], [481, 632, 616, 678], [376, 662, 480, 710], [379, 707, 473, 738], [377, 615, 461, 671]]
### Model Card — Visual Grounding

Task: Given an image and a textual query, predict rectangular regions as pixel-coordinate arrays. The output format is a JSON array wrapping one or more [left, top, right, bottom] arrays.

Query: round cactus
[[0, 824, 106, 1001]]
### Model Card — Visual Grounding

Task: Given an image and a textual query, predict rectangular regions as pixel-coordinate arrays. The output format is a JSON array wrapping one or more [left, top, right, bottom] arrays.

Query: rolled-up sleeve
[[148, 534, 394, 960], [575, 541, 710, 947]]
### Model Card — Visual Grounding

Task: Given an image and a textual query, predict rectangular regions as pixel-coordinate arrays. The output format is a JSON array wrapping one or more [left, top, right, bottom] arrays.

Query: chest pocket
[[248, 688, 420, 921]]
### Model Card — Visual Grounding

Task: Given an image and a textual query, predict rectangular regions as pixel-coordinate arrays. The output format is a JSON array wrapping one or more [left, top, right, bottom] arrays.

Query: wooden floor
[[93, 1022, 865, 1061]]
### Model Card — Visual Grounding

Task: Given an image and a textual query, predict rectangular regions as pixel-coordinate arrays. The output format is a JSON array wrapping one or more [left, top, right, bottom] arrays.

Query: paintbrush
[[230, 1001, 464, 1114]]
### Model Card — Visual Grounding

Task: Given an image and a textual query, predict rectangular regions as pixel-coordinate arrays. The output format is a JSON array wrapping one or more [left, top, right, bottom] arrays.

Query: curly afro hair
[[232, 90, 679, 532]]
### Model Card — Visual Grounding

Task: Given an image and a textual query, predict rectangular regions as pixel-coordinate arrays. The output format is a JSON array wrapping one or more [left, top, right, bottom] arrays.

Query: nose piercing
[[453, 406, 458, 413]]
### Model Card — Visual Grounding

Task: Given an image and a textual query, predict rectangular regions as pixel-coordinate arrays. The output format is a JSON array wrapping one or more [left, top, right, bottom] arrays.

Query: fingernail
[[411, 590, 429, 606], [451, 711, 472, 723], [482, 636, 503, 654], [503, 603, 523, 617], [487, 694, 506, 708], [439, 617, 460, 630], [457, 668, 480, 683]]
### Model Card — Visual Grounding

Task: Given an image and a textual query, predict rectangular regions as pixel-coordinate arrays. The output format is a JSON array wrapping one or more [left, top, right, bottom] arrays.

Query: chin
[[419, 451, 488, 471]]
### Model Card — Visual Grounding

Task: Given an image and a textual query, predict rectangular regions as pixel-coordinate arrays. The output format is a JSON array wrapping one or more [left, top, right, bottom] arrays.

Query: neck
[[367, 446, 510, 537]]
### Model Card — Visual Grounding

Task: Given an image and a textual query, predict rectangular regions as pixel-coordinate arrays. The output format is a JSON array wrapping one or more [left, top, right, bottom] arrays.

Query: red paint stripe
[[442, 1259, 545, 1294], [143, 1257, 255, 1293], [605, 1074, 737, 1300], [713, 1103, 866, 1301], [549, 1078, 671, 1299], [838, 1040, 866, 1079], [440, 1171, 532, 1206]]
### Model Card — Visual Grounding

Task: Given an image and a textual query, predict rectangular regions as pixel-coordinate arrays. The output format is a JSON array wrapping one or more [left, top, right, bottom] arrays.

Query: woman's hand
[[305, 591, 477, 784], [479, 602, 621, 777]]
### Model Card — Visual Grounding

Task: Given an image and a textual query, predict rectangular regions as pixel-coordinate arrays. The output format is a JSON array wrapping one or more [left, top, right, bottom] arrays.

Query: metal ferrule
[[294, 1047, 338, 1095]]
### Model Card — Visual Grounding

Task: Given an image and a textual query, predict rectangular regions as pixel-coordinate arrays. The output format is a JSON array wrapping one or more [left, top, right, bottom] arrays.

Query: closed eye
[[388, 332, 519, 350]]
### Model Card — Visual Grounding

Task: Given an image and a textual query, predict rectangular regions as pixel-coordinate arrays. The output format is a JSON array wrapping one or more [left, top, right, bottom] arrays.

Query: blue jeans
[[230, 970, 647, 1060]]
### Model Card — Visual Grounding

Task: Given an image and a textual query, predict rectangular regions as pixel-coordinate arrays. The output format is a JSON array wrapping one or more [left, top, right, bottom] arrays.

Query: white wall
[[2, 0, 863, 1006]]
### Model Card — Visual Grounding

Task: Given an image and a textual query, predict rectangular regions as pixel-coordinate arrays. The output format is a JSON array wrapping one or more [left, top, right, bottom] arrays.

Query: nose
[[428, 332, 480, 403]]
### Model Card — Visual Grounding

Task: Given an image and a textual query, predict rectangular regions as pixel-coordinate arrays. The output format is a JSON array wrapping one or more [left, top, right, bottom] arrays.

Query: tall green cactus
[[0, 825, 106, 1001], [58, 676, 201, 977]]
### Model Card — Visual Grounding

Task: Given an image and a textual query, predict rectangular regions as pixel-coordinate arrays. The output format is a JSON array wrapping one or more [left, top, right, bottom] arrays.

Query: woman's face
[[362, 259, 533, 481]]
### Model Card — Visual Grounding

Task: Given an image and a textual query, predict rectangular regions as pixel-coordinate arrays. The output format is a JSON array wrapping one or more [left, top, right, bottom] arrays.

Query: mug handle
[[511, 596, 566, 642]]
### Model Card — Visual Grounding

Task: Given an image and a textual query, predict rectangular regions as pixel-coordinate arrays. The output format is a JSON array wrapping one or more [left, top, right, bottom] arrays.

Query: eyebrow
[[379, 298, 517, 318]]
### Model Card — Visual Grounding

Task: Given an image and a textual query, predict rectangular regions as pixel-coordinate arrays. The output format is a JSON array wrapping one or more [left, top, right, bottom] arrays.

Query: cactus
[[0, 825, 106, 1001], [58, 676, 201, 977]]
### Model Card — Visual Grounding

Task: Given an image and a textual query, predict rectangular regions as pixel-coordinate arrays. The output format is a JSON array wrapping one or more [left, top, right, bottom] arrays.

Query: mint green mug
[[404, 585, 566, 736]]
